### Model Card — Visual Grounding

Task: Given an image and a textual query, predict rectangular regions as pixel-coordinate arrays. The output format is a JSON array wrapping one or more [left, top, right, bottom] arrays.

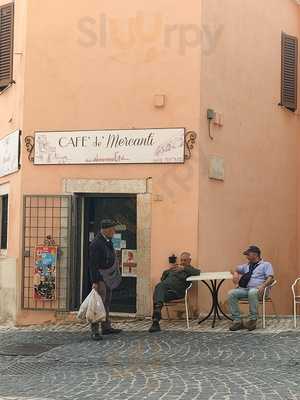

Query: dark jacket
[[89, 233, 116, 284], [161, 265, 200, 295]]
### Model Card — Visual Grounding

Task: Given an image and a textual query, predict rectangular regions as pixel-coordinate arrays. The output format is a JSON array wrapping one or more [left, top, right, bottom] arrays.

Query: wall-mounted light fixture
[[207, 108, 216, 140], [207, 109, 224, 140]]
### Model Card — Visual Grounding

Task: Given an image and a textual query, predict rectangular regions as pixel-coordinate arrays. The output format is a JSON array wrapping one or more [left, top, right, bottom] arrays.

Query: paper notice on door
[[89, 232, 95, 242], [112, 233, 122, 250], [122, 249, 137, 277]]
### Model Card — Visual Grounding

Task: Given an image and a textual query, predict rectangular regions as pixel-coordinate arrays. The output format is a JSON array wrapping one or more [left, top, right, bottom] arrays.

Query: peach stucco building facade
[[0, 0, 299, 324]]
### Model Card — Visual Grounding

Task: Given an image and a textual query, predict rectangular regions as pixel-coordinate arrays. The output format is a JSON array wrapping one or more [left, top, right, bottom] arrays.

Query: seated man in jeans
[[228, 245, 274, 331], [149, 252, 201, 333]]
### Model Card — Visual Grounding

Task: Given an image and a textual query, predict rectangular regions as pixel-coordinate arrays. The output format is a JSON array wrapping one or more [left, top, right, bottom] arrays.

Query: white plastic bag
[[77, 291, 93, 321], [77, 289, 106, 323], [86, 289, 106, 323]]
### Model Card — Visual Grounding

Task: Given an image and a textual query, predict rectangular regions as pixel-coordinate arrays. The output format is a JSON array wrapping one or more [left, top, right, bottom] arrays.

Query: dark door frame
[[64, 178, 152, 317]]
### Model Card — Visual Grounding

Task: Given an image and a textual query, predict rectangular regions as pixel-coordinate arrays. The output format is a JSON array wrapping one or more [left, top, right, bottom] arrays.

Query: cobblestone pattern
[[1, 315, 298, 334], [0, 320, 300, 400]]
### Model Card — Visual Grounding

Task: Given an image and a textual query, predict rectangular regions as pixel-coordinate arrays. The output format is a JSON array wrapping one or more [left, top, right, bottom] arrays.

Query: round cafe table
[[187, 272, 233, 328]]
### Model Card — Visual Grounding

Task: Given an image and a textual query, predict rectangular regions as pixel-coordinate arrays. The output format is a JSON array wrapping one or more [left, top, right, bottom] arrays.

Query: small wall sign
[[209, 155, 225, 181], [0, 130, 20, 177]]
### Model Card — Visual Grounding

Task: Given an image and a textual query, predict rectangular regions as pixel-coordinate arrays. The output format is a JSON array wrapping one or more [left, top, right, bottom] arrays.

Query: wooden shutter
[[281, 32, 298, 112], [0, 3, 14, 89]]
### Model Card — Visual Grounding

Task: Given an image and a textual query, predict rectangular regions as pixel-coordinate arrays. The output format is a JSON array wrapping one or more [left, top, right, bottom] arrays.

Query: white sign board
[[34, 128, 185, 165], [0, 130, 20, 177]]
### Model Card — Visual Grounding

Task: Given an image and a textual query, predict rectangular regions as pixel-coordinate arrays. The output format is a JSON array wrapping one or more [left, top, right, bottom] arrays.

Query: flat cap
[[100, 219, 119, 229]]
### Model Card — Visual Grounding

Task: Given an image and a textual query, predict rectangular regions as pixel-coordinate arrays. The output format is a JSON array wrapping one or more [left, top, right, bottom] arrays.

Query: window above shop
[[0, 3, 14, 90], [281, 32, 298, 112]]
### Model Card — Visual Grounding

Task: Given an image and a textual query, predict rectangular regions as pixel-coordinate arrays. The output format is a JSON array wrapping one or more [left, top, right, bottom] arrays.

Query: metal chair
[[292, 278, 300, 328], [164, 283, 193, 329], [239, 280, 278, 328]]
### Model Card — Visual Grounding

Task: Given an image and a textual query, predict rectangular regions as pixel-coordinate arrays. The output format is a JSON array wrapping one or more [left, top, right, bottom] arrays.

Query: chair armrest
[[268, 279, 277, 288], [185, 283, 193, 296], [263, 280, 277, 300], [292, 278, 300, 296]]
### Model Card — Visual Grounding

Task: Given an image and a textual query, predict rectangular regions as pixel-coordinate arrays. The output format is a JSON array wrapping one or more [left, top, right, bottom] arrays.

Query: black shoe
[[245, 320, 257, 331], [229, 321, 244, 331], [149, 320, 161, 333], [91, 332, 103, 341], [102, 327, 123, 335]]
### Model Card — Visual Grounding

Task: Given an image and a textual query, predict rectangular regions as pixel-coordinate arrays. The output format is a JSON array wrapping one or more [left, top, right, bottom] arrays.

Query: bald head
[[180, 252, 192, 267]]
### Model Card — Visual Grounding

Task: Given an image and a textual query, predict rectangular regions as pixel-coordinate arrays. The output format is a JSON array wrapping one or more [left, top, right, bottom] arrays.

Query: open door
[[82, 195, 137, 313]]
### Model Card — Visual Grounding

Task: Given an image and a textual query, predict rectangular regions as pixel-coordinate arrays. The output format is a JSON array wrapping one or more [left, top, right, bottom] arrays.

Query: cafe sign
[[34, 128, 185, 165], [0, 130, 20, 177]]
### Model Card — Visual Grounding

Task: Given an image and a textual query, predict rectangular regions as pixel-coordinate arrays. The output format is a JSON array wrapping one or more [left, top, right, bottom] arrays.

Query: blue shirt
[[237, 260, 274, 288]]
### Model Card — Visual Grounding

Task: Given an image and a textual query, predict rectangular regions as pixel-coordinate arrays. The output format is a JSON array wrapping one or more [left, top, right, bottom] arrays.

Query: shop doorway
[[80, 195, 137, 313]]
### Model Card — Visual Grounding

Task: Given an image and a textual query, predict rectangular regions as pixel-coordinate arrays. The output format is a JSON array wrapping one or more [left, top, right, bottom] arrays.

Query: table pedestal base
[[198, 279, 233, 328]]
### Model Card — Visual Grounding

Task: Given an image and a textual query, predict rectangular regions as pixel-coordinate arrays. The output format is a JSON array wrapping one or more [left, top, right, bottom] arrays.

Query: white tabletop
[[187, 272, 233, 282]]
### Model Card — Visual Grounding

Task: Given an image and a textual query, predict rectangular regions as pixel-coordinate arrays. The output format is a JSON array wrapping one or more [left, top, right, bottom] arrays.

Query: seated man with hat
[[228, 245, 275, 332], [149, 252, 201, 333]]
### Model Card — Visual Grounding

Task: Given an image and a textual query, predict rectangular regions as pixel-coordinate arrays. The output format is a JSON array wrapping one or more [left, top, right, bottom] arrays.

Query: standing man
[[228, 246, 274, 331], [89, 219, 122, 341], [149, 252, 201, 333]]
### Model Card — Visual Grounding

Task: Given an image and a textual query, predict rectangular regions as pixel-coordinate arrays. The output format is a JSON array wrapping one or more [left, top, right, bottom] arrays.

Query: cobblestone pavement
[[0, 319, 300, 400]]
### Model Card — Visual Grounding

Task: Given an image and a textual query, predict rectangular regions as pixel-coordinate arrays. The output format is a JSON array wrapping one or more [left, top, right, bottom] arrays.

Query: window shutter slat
[[281, 32, 298, 112], [0, 3, 14, 89]]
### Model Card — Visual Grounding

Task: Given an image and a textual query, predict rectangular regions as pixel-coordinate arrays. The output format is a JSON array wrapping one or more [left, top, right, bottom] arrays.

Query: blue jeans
[[228, 288, 259, 321]]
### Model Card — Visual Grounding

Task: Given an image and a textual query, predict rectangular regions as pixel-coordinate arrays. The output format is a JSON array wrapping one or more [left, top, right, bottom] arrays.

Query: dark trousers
[[153, 282, 183, 318], [91, 281, 112, 333]]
